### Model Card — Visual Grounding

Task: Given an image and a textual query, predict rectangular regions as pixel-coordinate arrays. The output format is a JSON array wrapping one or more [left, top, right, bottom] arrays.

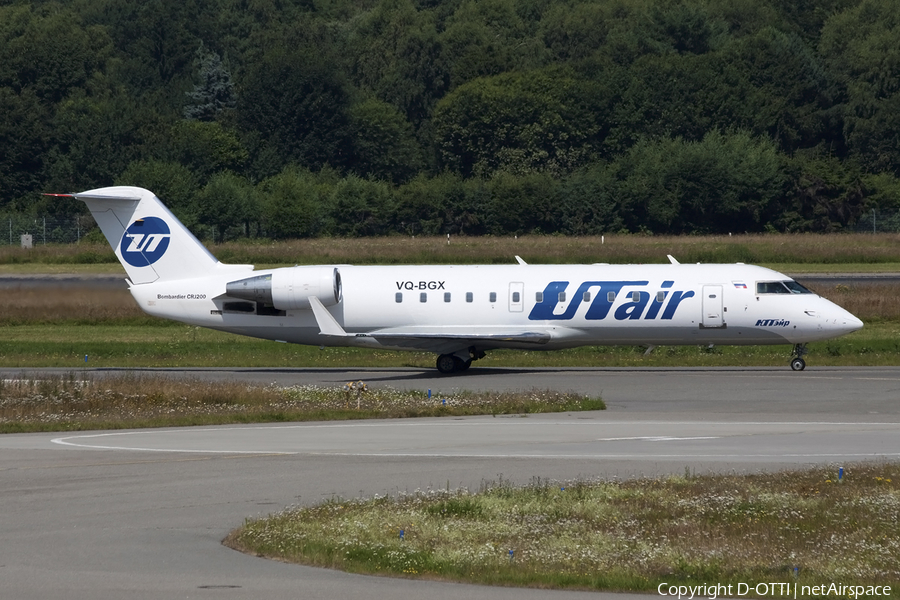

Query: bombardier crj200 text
[[56, 186, 863, 374]]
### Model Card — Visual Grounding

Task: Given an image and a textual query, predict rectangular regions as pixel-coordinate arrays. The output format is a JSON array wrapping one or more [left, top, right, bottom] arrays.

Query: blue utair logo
[[119, 217, 171, 267], [756, 319, 791, 328], [528, 280, 695, 321]]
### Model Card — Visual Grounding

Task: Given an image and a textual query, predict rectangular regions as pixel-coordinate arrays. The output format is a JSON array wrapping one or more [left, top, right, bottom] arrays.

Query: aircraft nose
[[845, 312, 864, 332], [830, 306, 863, 334]]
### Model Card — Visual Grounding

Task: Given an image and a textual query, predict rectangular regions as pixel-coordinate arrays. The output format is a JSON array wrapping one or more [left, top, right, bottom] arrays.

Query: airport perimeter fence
[[852, 210, 900, 234], [4, 211, 900, 244], [2, 215, 98, 246]]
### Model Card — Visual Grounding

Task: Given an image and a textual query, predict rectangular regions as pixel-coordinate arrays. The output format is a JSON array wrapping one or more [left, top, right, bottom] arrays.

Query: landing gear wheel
[[455, 357, 472, 371], [436, 354, 457, 374], [790, 343, 808, 371]]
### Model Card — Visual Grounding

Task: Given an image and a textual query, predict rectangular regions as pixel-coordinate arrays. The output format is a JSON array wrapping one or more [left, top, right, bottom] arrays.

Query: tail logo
[[120, 217, 171, 267]]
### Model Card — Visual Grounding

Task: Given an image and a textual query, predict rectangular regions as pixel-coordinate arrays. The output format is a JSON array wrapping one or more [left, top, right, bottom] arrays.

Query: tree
[[776, 152, 865, 232], [0, 87, 49, 208], [717, 28, 833, 153], [346, 0, 449, 126], [649, 0, 725, 55], [46, 93, 161, 194], [322, 176, 395, 237], [162, 120, 248, 181], [194, 172, 257, 242], [393, 174, 446, 235], [540, 2, 612, 62], [114, 0, 200, 93], [348, 98, 423, 184], [0, 5, 112, 103], [395, 172, 487, 235], [612, 131, 784, 234], [484, 171, 557, 235], [432, 68, 610, 177], [438, 0, 545, 88], [609, 28, 833, 156], [257, 167, 328, 239], [820, 0, 900, 175], [183, 46, 236, 121], [238, 37, 355, 178], [557, 163, 625, 235]]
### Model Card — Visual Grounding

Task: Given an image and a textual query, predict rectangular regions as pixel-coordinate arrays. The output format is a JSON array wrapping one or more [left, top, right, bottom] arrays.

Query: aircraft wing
[[308, 296, 551, 353]]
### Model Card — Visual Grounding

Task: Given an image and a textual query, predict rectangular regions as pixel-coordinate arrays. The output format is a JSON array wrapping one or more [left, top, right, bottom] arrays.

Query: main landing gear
[[790, 343, 808, 371], [436, 348, 485, 374]]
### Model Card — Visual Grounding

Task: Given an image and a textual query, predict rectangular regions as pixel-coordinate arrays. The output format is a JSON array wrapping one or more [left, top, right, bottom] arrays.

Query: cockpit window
[[783, 280, 813, 294], [756, 280, 813, 294]]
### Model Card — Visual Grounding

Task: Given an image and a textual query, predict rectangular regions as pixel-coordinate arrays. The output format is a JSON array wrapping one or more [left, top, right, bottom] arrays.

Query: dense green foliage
[[2, 0, 899, 236]]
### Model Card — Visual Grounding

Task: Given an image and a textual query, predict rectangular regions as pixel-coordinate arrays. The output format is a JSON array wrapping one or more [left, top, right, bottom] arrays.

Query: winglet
[[308, 296, 350, 337], [667, 254, 680, 265], [515, 255, 527, 265]]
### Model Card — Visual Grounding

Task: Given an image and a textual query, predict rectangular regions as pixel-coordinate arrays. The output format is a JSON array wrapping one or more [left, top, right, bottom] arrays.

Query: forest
[[1, 0, 899, 238]]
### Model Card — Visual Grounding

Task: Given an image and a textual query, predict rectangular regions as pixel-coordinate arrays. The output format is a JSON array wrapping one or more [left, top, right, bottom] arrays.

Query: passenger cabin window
[[420, 292, 427, 303], [466, 292, 473, 303], [656, 291, 665, 303], [512, 292, 520, 303], [558, 292, 566, 303], [757, 281, 813, 295], [631, 291, 640, 302], [583, 291, 591, 302], [444, 292, 451, 302], [489, 292, 497, 303], [607, 291, 616, 302], [536, 291, 543, 303], [395, 292, 403, 303]]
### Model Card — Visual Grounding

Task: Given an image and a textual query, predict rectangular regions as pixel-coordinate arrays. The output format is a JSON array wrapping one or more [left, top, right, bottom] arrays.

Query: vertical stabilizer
[[72, 186, 220, 284]]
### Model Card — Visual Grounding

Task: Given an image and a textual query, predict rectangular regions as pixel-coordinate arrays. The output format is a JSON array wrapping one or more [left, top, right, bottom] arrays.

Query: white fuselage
[[128, 262, 862, 352]]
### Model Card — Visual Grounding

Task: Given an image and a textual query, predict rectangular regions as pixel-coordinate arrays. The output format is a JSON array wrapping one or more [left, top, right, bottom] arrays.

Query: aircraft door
[[702, 285, 725, 328], [509, 282, 524, 312]]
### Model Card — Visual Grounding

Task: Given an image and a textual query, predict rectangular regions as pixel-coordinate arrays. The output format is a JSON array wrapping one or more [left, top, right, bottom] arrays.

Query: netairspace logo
[[120, 217, 171, 267], [657, 582, 892, 600]]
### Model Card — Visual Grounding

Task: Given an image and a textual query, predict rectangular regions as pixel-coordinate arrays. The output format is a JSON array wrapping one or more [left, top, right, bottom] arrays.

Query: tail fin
[[65, 186, 234, 284]]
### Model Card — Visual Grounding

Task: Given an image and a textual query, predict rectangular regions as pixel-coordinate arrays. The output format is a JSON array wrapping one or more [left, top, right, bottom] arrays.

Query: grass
[[1, 322, 897, 368], [5, 232, 900, 269], [1, 317, 898, 369], [0, 373, 603, 434], [226, 463, 900, 594]]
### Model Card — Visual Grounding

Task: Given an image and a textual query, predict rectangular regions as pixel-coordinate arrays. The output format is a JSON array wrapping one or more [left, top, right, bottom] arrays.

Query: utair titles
[[395, 279, 695, 321]]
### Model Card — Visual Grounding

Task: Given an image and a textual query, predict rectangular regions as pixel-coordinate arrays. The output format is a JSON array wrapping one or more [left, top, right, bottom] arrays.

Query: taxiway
[[1, 366, 899, 600]]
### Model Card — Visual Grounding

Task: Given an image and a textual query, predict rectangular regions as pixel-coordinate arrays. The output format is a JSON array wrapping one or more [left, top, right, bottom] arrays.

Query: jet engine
[[225, 266, 342, 310]]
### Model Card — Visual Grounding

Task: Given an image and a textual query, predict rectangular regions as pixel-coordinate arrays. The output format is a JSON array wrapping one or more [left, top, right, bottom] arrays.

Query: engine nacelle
[[226, 266, 342, 310]]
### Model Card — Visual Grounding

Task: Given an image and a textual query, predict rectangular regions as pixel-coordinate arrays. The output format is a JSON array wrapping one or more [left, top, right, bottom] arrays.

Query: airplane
[[52, 186, 864, 374]]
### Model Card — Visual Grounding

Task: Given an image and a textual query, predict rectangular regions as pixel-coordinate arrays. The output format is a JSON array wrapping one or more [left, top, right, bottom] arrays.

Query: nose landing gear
[[790, 344, 807, 371]]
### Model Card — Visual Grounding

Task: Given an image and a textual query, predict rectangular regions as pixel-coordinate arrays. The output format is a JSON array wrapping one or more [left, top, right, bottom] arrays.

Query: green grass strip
[[227, 465, 900, 594], [0, 373, 603, 434], [0, 322, 896, 368]]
